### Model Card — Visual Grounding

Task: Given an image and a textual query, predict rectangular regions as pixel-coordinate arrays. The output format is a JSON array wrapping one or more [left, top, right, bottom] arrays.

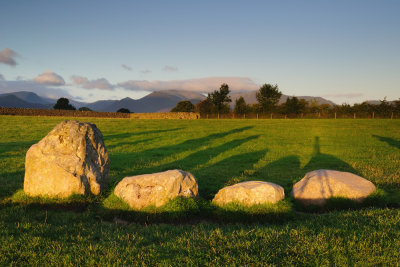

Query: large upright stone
[[212, 181, 285, 207], [24, 120, 109, 197], [114, 169, 198, 209], [292, 169, 376, 205]]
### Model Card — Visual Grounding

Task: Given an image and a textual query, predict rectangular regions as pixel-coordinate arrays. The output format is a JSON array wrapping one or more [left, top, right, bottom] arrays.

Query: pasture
[[1, 116, 400, 265]]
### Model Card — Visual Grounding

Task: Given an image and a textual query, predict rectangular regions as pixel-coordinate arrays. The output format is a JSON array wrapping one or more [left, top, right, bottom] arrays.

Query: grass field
[[1, 116, 400, 265]]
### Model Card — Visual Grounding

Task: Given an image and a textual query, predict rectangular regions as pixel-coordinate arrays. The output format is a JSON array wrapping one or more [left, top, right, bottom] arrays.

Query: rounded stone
[[291, 169, 376, 206], [212, 181, 285, 207], [114, 169, 198, 209]]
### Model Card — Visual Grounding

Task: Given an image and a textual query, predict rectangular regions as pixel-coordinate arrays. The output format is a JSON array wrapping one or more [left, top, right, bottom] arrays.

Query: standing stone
[[212, 181, 285, 207], [24, 120, 109, 197], [292, 169, 376, 205], [114, 169, 198, 209]]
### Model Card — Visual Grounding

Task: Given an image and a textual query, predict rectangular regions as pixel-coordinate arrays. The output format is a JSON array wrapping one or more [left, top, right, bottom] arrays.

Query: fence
[[200, 112, 400, 119]]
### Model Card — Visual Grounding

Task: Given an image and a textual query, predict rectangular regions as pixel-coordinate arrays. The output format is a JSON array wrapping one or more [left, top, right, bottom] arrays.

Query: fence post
[[257, 114, 259, 119], [372, 112, 375, 119], [354, 113, 356, 119], [334, 112, 336, 119], [270, 113, 273, 119], [391, 112, 394, 119], [218, 113, 220, 119], [243, 114, 246, 119], [318, 112, 321, 118]]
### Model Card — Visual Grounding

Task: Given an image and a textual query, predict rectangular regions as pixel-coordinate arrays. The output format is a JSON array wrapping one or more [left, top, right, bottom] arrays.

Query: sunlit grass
[[1, 116, 400, 265]]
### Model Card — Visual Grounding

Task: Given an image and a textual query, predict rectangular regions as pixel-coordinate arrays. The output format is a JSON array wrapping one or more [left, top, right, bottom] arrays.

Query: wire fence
[[200, 112, 400, 119]]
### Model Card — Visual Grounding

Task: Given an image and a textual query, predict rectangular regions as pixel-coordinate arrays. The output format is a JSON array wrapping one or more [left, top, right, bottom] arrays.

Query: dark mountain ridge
[[1, 89, 340, 112]]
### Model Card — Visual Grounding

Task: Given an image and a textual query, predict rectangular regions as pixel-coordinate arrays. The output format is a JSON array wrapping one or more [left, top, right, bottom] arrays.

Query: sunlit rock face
[[24, 120, 109, 197], [212, 181, 285, 207], [114, 169, 198, 209], [292, 169, 376, 206]]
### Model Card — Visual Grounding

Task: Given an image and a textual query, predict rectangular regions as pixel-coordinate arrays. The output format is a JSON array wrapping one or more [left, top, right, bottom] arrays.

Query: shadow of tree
[[107, 137, 156, 149], [103, 127, 185, 141], [302, 137, 359, 175], [196, 149, 268, 199], [372, 135, 400, 150], [108, 126, 254, 184], [253, 136, 359, 195]]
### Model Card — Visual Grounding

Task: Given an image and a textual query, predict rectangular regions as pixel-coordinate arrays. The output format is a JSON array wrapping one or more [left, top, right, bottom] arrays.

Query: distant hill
[[0, 89, 337, 112], [0, 94, 49, 109], [87, 90, 206, 113], [229, 91, 336, 107]]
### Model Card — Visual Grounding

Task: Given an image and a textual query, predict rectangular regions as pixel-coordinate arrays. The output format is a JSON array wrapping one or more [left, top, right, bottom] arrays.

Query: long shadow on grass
[[372, 135, 400, 150], [0, 140, 38, 158], [103, 127, 185, 141], [108, 126, 253, 187], [0, 170, 25, 200], [107, 137, 156, 149]]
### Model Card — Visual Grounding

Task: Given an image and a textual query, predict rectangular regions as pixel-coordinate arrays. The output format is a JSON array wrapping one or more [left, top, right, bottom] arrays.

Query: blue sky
[[0, 0, 399, 103]]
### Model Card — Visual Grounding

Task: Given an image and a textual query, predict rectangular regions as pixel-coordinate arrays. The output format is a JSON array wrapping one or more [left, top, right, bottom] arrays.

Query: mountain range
[[0, 90, 342, 112]]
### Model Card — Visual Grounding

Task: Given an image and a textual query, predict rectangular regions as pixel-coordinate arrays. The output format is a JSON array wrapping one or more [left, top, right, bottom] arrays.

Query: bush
[[171, 101, 195, 112], [53, 98, 76, 110], [78, 107, 92, 111], [117, 108, 131, 113]]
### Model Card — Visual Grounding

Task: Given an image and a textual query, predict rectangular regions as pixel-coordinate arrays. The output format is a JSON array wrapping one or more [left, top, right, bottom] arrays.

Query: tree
[[256, 84, 282, 113], [234, 96, 249, 114], [195, 99, 214, 115], [284, 96, 307, 114], [117, 108, 130, 113], [207, 83, 232, 114], [53, 98, 76, 110], [171, 100, 195, 112], [78, 107, 92, 111]]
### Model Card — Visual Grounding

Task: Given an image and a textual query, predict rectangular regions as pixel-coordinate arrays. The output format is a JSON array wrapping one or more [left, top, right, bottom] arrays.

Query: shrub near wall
[[0, 108, 130, 118], [130, 112, 200, 119]]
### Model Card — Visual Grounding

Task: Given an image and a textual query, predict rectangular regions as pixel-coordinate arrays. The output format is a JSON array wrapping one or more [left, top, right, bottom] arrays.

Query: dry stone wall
[[130, 112, 200, 119], [0, 107, 129, 118]]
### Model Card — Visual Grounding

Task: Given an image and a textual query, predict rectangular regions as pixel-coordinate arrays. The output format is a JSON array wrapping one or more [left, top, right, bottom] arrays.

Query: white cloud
[[70, 75, 114, 90], [117, 77, 259, 92], [121, 64, 132, 71], [0, 48, 19, 66], [34, 71, 65, 86], [163, 65, 178, 72]]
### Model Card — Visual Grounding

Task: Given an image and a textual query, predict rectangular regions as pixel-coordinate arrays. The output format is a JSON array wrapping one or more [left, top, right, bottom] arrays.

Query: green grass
[[1, 116, 400, 265]]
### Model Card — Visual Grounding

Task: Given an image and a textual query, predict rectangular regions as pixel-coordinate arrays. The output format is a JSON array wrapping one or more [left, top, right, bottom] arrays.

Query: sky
[[0, 0, 399, 104]]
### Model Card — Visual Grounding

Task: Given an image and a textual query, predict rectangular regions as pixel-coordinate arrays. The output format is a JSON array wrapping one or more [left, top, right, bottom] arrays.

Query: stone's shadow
[[0, 140, 38, 158], [0, 171, 25, 200], [372, 135, 400, 150], [103, 127, 185, 140]]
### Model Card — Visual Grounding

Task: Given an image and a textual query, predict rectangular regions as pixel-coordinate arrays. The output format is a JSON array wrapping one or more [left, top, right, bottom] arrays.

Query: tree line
[[171, 83, 400, 118]]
